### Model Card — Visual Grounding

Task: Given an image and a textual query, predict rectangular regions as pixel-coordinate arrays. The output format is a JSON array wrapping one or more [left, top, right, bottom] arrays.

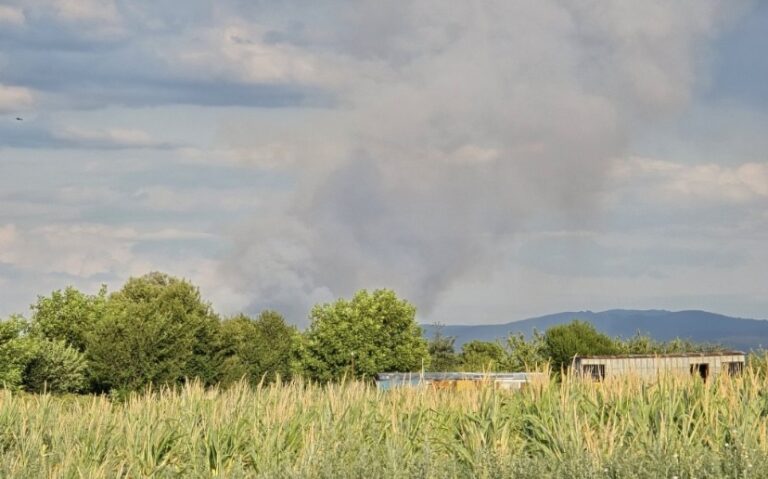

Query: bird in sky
[[15, 117, 23, 121]]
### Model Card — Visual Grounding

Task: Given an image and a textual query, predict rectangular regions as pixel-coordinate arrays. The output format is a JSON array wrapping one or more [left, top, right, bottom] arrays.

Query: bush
[[0, 316, 36, 389], [23, 339, 87, 394]]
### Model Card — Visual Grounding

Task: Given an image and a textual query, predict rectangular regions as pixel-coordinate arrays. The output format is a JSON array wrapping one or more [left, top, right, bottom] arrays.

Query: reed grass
[[2, 371, 768, 478]]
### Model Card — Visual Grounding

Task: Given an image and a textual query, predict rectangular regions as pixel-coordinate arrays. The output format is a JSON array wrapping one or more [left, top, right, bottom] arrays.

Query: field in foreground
[[2, 374, 768, 478]]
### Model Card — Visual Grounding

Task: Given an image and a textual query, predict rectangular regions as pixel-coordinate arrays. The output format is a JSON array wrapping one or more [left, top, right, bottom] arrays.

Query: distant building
[[572, 351, 745, 381], [375, 372, 545, 391]]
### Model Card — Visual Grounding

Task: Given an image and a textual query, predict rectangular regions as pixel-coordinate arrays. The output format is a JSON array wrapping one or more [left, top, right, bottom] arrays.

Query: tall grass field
[[2, 372, 768, 478]]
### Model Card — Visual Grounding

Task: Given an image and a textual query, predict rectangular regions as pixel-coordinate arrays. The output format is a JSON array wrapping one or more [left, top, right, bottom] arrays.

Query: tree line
[[0, 271, 722, 395], [0, 272, 428, 394], [429, 321, 721, 374]]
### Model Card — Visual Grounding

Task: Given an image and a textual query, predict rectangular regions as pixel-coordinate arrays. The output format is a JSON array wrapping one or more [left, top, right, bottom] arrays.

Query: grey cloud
[[0, 147, 280, 237], [2, 52, 332, 109], [0, 122, 177, 149], [516, 235, 745, 278], [0, 2, 335, 110]]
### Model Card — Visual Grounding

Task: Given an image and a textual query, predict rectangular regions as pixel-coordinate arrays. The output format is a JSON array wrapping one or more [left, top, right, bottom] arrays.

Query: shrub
[[0, 316, 36, 389], [23, 339, 87, 394]]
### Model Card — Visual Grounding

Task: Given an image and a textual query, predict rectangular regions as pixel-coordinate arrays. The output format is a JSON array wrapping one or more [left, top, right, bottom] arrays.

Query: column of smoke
[[222, 0, 739, 324]]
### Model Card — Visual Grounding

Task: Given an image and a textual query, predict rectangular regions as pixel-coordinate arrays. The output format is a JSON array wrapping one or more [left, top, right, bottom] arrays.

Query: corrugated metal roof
[[375, 372, 542, 381], [575, 351, 744, 360], [374, 372, 546, 390]]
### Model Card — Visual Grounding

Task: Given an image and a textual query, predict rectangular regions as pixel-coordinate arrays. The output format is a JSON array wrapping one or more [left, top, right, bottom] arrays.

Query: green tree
[[87, 272, 222, 392], [504, 331, 547, 371], [542, 320, 619, 374], [0, 316, 37, 389], [427, 324, 460, 371], [29, 286, 107, 352], [23, 339, 87, 394], [303, 289, 429, 382], [218, 311, 299, 386], [460, 340, 506, 371], [617, 331, 657, 354], [615, 332, 721, 355]]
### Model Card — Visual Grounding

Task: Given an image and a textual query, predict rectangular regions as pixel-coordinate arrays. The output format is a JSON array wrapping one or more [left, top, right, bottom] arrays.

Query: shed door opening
[[725, 362, 744, 376], [583, 364, 605, 381], [690, 363, 709, 380]]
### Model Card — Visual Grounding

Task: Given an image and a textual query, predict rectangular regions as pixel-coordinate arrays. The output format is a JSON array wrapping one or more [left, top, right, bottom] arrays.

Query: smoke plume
[[221, 0, 740, 324]]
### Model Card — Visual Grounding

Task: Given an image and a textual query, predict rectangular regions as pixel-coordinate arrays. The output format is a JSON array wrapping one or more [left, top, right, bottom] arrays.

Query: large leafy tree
[[87, 272, 222, 392], [218, 311, 299, 386], [427, 324, 460, 371], [459, 340, 506, 372], [542, 320, 619, 373], [29, 286, 107, 352], [303, 289, 429, 382], [504, 331, 546, 371]]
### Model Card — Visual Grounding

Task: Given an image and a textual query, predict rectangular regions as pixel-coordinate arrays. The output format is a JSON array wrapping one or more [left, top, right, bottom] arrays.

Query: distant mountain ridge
[[422, 310, 768, 352]]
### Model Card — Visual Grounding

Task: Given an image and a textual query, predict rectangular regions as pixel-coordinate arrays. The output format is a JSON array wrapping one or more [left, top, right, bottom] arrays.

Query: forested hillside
[[424, 309, 768, 351]]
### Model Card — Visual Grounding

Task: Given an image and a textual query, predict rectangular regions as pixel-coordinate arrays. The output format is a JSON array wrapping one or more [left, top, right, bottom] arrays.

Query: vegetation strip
[[2, 374, 768, 478]]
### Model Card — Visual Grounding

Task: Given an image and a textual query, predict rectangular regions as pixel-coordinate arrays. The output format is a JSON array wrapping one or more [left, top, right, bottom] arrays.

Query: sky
[[1, 0, 767, 326]]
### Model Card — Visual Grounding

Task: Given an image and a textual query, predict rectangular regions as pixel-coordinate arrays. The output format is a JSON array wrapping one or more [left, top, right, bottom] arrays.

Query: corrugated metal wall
[[576, 354, 745, 379]]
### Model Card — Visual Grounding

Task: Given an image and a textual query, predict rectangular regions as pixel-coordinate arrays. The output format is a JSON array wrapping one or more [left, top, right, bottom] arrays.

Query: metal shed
[[572, 351, 745, 381], [375, 372, 545, 391]]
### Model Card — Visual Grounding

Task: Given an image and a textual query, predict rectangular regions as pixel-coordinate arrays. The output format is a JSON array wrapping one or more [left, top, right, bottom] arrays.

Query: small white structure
[[375, 372, 545, 391], [573, 351, 745, 381]]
